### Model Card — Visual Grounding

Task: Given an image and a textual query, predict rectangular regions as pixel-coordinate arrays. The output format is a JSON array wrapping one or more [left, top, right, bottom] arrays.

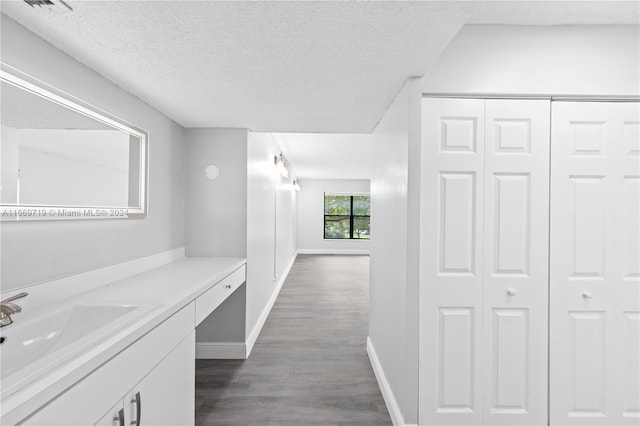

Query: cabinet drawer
[[195, 265, 246, 326], [21, 303, 195, 426]]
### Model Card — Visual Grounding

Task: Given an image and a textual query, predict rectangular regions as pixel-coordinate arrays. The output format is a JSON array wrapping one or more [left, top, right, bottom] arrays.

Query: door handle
[[582, 291, 593, 299], [506, 288, 517, 297], [114, 408, 124, 426], [130, 392, 141, 426]]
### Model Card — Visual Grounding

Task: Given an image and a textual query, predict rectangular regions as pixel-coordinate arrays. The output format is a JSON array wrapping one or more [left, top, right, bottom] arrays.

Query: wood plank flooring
[[195, 254, 391, 426]]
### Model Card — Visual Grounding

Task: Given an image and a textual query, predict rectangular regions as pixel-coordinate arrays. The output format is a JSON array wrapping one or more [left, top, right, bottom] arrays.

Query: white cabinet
[[420, 98, 551, 425], [23, 304, 195, 426], [125, 330, 195, 426], [5, 262, 246, 426], [196, 265, 246, 325], [94, 331, 195, 426], [95, 402, 124, 426], [549, 101, 640, 425]]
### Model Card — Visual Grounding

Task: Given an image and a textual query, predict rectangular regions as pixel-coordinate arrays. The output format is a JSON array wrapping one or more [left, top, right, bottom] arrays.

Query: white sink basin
[[0, 304, 138, 379]]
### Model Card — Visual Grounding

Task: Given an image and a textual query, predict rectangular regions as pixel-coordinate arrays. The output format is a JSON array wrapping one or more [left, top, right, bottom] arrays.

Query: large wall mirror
[[0, 64, 148, 220]]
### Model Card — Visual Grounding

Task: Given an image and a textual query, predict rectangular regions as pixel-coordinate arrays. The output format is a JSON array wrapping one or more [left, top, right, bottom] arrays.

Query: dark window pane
[[324, 215, 350, 239], [324, 195, 351, 215], [353, 216, 370, 239], [353, 195, 370, 216]]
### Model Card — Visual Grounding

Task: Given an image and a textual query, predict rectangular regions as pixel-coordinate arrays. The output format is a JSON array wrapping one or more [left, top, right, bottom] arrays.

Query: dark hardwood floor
[[195, 254, 392, 426]]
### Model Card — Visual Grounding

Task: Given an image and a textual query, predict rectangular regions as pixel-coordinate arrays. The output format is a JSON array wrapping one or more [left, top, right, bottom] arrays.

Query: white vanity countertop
[[0, 256, 246, 423]]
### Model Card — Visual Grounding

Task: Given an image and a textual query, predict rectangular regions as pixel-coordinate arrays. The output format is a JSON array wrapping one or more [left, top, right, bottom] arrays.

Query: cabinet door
[[550, 101, 640, 425], [127, 330, 195, 426], [482, 100, 550, 426], [95, 401, 124, 426], [420, 98, 485, 425]]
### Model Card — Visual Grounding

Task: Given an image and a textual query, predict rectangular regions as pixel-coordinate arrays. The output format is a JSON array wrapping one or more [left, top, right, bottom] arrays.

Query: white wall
[[184, 128, 248, 258], [422, 25, 640, 96], [297, 179, 371, 253], [185, 130, 297, 347], [368, 78, 422, 425], [381, 23, 639, 425], [0, 15, 185, 291], [247, 131, 297, 339], [184, 128, 248, 343]]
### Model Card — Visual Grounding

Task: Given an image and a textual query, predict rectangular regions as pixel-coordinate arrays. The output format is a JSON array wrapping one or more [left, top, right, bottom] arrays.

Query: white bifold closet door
[[550, 102, 640, 425], [420, 98, 550, 426]]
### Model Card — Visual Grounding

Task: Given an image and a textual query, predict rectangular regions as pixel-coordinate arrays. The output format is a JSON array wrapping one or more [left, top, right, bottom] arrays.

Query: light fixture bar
[[274, 153, 289, 178]]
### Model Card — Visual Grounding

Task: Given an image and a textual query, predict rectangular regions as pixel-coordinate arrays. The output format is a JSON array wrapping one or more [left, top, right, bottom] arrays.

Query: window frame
[[323, 193, 370, 240]]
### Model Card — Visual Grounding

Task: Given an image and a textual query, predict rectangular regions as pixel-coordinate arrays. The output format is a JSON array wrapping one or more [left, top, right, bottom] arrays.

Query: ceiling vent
[[23, 0, 72, 11]]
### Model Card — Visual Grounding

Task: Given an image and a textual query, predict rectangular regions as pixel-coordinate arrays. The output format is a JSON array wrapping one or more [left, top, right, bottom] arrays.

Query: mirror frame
[[0, 63, 149, 220]]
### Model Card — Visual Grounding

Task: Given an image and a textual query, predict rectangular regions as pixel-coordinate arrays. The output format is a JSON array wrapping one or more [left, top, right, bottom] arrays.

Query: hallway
[[195, 254, 391, 425]]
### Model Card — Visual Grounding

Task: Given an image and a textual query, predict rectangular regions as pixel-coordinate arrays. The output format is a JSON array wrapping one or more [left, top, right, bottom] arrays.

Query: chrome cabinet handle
[[115, 408, 125, 426], [225, 284, 232, 289], [130, 392, 141, 426], [506, 288, 517, 296], [582, 291, 593, 299]]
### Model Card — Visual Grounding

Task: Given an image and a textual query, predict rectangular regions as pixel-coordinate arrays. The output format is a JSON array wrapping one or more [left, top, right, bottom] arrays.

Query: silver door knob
[[506, 288, 517, 296], [582, 291, 593, 299]]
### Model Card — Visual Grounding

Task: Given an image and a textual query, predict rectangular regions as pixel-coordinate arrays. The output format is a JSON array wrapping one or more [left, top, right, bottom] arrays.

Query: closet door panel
[[483, 100, 550, 426], [616, 105, 640, 425], [550, 102, 640, 425], [420, 98, 484, 425]]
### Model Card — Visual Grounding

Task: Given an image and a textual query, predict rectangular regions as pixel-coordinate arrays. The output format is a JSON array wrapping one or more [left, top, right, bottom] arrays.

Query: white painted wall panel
[[296, 179, 370, 253], [184, 128, 247, 258], [185, 128, 248, 343], [247, 132, 297, 338], [422, 25, 639, 97], [369, 81, 411, 423], [0, 15, 185, 291]]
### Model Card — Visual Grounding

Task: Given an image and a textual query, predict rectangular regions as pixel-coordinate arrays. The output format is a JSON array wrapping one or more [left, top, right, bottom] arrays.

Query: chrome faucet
[[0, 292, 28, 327]]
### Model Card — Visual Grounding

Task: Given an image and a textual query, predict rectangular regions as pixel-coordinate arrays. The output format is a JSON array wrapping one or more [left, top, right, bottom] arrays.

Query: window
[[324, 194, 370, 239]]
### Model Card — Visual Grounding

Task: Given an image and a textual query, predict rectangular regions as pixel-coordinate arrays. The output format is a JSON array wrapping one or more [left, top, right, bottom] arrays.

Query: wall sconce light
[[292, 178, 301, 191], [274, 153, 289, 178]]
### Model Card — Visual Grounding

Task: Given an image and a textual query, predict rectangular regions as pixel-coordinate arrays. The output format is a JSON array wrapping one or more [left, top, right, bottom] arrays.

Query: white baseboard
[[245, 251, 298, 357], [195, 342, 247, 359], [367, 337, 406, 426], [297, 249, 370, 255]]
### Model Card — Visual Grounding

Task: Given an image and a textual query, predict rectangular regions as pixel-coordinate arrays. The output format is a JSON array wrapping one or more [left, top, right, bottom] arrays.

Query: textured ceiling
[[2, 1, 638, 180], [274, 133, 373, 180], [0, 1, 476, 132]]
